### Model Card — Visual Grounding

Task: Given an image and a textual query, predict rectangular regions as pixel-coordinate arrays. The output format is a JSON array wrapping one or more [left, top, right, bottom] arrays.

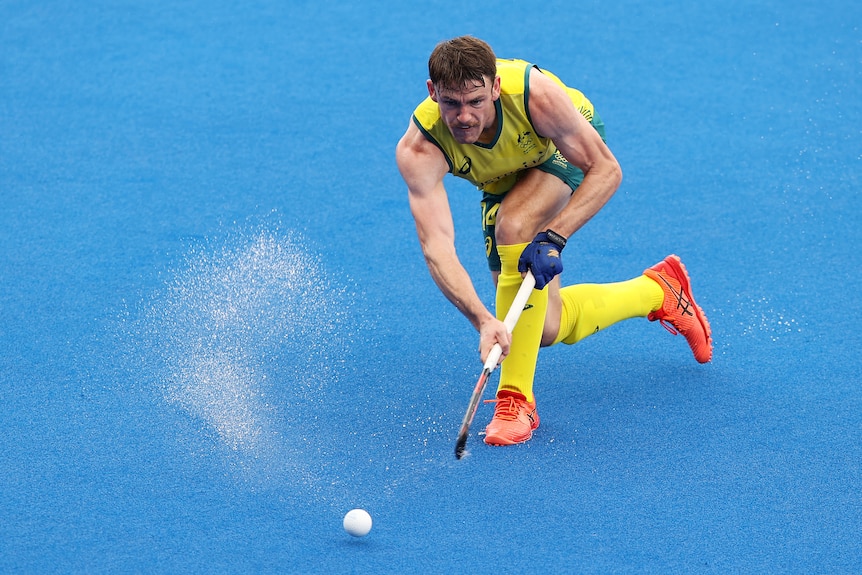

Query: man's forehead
[[435, 78, 491, 97]]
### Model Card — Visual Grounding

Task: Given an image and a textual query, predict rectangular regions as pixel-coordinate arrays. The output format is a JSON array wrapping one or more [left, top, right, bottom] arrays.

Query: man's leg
[[483, 170, 569, 446], [492, 169, 571, 402], [546, 257, 713, 363], [494, 242, 547, 403], [550, 277, 664, 346]]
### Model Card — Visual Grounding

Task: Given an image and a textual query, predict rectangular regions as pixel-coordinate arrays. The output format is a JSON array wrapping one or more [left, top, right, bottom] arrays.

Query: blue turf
[[1, 1, 860, 573]]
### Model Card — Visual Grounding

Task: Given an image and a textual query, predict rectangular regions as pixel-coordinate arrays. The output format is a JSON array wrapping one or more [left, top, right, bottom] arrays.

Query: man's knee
[[494, 173, 571, 245], [494, 211, 533, 245]]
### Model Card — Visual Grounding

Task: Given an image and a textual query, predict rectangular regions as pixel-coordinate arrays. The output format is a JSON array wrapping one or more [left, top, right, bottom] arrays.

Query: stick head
[[455, 436, 468, 459]]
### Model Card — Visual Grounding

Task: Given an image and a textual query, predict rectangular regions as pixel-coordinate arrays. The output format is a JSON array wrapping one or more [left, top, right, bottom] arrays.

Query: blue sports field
[[1, 1, 860, 573]]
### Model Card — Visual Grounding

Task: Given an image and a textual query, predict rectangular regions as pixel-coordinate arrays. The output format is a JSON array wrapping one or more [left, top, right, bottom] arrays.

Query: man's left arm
[[527, 68, 623, 239]]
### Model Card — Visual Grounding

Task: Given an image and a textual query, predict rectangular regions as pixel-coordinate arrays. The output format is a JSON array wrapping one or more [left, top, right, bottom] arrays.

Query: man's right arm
[[395, 122, 510, 361]]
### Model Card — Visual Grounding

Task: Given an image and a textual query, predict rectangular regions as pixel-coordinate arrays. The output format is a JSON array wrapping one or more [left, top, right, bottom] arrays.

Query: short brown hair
[[428, 36, 497, 91]]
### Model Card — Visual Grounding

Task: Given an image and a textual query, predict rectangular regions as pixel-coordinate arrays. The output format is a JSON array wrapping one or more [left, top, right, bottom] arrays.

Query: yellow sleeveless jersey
[[412, 58, 594, 195]]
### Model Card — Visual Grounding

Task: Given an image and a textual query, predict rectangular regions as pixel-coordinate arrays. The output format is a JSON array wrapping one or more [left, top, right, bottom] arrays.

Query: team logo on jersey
[[517, 131, 536, 154], [458, 156, 472, 175]]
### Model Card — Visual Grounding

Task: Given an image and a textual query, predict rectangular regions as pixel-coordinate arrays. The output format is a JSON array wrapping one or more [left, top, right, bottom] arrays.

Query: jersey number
[[481, 201, 500, 232]]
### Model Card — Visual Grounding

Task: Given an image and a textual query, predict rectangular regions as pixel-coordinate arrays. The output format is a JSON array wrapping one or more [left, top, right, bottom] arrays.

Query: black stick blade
[[455, 433, 468, 459]]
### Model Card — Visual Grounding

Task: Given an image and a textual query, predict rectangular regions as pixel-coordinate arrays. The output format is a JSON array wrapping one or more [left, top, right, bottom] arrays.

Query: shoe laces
[[484, 395, 521, 421], [658, 275, 694, 320]]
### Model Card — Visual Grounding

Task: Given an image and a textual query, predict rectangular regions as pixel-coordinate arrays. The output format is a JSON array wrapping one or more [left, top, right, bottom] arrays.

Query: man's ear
[[491, 75, 501, 100], [427, 79, 438, 102]]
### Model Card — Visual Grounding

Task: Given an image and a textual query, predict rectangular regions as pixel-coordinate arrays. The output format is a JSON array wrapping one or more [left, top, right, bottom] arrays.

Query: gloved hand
[[518, 230, 567, 289]]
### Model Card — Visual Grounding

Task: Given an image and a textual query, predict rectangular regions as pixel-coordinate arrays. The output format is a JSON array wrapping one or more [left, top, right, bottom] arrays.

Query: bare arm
[[527, 68, 623, 238], [395, 122, 510, 361]]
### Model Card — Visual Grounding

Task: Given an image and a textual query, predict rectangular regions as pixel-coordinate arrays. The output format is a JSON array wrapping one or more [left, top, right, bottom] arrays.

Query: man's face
[[428, 75, 501, 145]]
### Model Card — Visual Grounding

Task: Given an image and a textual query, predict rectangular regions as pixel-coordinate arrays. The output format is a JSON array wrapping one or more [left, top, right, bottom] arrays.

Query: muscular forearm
[[547, 163, 621, 238], [423, 249, 495, 332]]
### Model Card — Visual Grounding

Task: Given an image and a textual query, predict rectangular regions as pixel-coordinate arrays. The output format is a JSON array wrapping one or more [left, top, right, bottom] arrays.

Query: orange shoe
[[644, 254, 713, 363], [483, 391, 540, 446]]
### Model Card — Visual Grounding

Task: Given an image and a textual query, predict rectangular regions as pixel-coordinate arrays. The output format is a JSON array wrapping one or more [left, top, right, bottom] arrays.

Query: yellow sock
[[495, 243, 547, 403], [552, 275, 664, 345]]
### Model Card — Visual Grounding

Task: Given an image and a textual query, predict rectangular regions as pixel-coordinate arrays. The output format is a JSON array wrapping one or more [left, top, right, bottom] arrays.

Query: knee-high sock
[[496, 243, 547, 403], [552, 275, 664, 346]]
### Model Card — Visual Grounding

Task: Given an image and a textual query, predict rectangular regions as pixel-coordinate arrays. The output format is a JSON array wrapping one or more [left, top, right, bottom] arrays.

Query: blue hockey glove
[[518, 230, 567, 289]]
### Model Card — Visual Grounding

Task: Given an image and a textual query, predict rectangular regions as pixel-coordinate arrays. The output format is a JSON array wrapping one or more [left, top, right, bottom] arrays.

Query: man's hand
[[478, 317, 511, 365], [518, 230, 567, 289]]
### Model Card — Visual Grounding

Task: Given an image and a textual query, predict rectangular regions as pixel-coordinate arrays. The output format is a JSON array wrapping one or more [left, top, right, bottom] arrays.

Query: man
[[395, 36, 712, 447]]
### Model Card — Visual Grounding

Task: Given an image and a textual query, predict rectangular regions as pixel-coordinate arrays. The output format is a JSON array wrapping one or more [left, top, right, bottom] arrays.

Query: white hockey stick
[[455, 270, 536, 459]]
